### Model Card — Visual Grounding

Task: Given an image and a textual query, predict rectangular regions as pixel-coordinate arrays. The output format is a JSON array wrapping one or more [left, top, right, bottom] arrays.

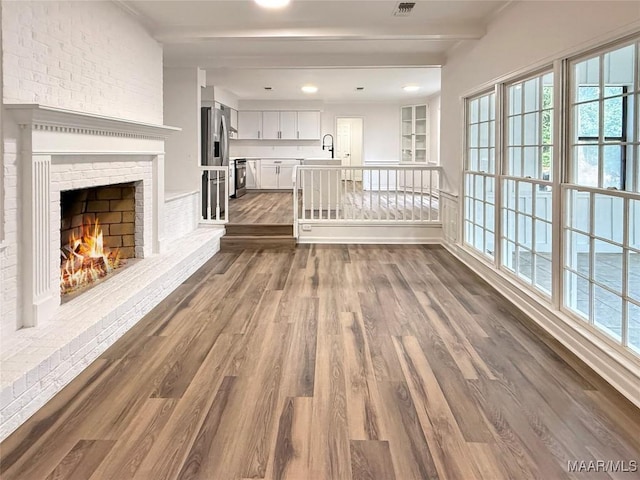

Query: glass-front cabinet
[[401, 104, 429, 163]]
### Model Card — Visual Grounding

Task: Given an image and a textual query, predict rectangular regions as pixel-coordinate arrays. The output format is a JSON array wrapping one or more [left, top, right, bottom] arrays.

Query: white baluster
[[403, 169, 407, 221], [311, 170, 315, 220], [215, 171, 220, 221], [207, 171, 212, 221], [302, 169, 307, 220], [430, 169, 434, 222], [387, 169, 390, 220], [367, 169, 371, 220], [353, 170, 357, 220], [327, 168, 331, 220], [420, 169, 423, 221], [377, 170, 381, 220], [411, 169, 415, 221]]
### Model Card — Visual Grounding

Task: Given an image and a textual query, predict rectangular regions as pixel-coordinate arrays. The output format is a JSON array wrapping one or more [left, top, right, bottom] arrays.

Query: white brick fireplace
[[0, 105, 224, 440], [7, 104, 174, 327]]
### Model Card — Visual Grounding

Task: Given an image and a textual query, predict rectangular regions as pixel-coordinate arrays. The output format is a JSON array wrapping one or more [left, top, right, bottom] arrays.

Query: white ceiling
[[119, 0, 509, 101], [208, 67, 441, 101]]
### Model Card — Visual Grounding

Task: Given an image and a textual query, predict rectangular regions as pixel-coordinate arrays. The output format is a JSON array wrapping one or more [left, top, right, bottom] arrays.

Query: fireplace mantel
[[6, 104, 180, 139], [7, 104, 179, 328]]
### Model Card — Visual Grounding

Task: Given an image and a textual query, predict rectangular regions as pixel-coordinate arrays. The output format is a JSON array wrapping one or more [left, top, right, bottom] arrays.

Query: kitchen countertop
[[230, 157, 332, 161], [302, 158, 341, 165], [230, 156, 300, 160]]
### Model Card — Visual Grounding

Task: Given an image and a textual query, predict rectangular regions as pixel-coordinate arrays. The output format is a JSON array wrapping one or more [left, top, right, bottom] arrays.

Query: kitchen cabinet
[[401, 104, 429, 163], [246, 159, 260, 189], [262, 111, 297, 139], [238, 111, 262, 139], [260, 163, 279, 189], [260, 159, 299, 189], [296, 111, 321, 140], [236, 110, 321, 140], [280, 112, 297, 139]]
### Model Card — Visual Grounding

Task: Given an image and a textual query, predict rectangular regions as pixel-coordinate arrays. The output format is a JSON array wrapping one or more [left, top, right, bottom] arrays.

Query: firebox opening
[[60, 182, 138, 297]]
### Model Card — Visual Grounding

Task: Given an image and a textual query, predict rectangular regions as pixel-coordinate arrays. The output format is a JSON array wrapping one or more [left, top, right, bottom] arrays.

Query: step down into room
[[221, 223, 296, 251]]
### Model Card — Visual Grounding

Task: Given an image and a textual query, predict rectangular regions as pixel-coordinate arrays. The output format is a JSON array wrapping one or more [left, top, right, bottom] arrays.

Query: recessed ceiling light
[[403, 85, 420, 92], [254, 0, 290, 8], [301, 85, 318, 94]]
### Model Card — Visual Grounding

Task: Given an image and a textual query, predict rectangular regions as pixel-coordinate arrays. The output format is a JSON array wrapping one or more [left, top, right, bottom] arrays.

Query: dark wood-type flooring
[[2, 245, 640, 480]]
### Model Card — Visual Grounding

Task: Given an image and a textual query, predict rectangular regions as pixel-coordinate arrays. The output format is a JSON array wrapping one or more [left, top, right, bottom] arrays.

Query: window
[[462, 35, 640, 356], [566, 41, 640, 352], [464, 92, 496, 258], [502, 72, 554, 295]]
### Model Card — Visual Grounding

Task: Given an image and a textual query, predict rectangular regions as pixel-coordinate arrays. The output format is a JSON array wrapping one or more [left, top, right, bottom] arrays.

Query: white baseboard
[[297, 223, 443, 244]]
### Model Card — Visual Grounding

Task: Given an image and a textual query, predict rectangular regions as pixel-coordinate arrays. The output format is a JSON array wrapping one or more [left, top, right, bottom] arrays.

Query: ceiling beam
[[154, 24, 486, 43], [164, 52, 445, 69]]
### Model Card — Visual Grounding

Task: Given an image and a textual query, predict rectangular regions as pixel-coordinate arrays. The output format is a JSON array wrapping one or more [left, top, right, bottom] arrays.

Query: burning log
[[60, 219, 123, 294], [81, 256, 107, 272]]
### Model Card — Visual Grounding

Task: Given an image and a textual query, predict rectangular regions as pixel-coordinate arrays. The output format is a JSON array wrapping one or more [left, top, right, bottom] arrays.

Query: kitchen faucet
[[322, 134, 334, 159]]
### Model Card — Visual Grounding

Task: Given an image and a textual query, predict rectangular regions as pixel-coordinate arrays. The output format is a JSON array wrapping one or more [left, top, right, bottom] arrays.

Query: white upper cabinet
[[238, 111, 262, 139], [280, 111, 297, 139], [237, 110, 321, 140], [262, 111, 298, 139], [297, 111, 321, 140], [261, 111, 280, 139]]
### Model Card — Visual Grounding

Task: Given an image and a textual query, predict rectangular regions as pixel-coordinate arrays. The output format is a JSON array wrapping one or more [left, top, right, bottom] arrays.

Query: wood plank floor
[[229, 192, 293, 224], [2, 245, 640, 480]]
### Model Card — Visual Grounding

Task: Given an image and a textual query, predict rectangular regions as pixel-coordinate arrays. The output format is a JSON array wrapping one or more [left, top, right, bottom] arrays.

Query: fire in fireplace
[[60, 183, 137, 295], [60, 219, 122, 294]]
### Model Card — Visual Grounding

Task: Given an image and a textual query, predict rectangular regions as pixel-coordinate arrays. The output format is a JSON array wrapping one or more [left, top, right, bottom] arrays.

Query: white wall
[[214, 87, 240, 110], [163, 67, 204, 193], [440, 0, 640, 193], [1, 0, 164, 336], [323, 103, 401, 163], [2, 0, 163, 124]]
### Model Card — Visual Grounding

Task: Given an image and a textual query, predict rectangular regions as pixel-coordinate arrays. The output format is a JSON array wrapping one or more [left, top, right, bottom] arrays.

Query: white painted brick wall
[[1, 125, 20, 338], [1, 0, 163, 338], [164, 191, 199, 245], [2, 0, 163, 124]]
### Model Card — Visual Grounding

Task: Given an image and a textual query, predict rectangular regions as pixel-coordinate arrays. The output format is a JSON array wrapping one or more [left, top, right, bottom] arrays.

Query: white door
[[336, 117, 363, 181]]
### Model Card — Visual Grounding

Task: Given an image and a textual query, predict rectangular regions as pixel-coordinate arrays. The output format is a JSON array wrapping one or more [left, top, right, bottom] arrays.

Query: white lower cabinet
[[260, 163, 279, 189], [260, 159, 300, 189]]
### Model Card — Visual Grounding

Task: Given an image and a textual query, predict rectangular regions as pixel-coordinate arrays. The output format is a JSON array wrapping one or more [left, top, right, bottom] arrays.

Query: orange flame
[[60, 219, 122, 294]]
